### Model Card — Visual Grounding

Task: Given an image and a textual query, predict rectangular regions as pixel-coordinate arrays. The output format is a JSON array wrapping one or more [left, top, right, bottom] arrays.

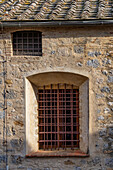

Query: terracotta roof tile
[[0, 0, 113, 21]]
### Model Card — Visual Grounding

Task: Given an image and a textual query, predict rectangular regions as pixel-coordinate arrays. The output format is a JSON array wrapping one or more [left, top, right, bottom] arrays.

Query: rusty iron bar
[[13, 31, 42, 56], [44, 86, 45, 150], [38, 84, 79, 150]]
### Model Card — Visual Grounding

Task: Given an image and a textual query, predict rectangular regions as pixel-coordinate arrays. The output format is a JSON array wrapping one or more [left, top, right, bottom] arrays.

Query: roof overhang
[[0, 20, 113, 28]]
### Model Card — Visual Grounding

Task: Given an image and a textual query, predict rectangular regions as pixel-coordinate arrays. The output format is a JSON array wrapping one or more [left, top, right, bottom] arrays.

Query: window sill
[[26, 150, 89, 158]]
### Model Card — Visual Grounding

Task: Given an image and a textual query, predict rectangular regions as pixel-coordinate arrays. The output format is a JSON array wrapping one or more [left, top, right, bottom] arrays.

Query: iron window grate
[[38, 84, 79, 151], [13, 31, 42, 56]]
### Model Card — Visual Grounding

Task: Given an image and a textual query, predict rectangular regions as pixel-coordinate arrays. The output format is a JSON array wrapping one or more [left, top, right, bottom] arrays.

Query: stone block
[[14, 120, 24, 127], [74, 45, 84, 53], [109, 69, 113, 75], [108, 102, 113, 106], [104, 108, 110, 114], [11, 155, 24, 165], [5, 79, 13, 84], [88, 51, 101, 57], [101, 87, 110, 93], [0, 50, 2, 55], [96, 93, 104, 99], [10, 139, 23, 149], [74, 167, 81, 170], [108, 127, 113, 136], [6, 89, 17, 99], [0, 155, 7, 163], [77, 62, 83, 67], [0, 111, 5, 119], [0, 102, 3, 108], [0, 72, 5, 77], [108, 76, 113, 83], [102, 59, 111, 65], [105, 158, 113, 167], [102, 70, 108, 75], [0, 78, 2, 84], [99, 128, 107, 137], [87, 59, 100, 68], [98, 115, 104, 120]]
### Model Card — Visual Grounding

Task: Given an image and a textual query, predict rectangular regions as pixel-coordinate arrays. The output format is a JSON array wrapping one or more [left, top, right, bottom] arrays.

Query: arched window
[[13, 31, 42, 56], [25, 72, 89, 157]]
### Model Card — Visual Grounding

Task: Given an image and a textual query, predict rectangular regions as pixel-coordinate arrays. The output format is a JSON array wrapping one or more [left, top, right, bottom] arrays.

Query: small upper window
[[13, 31, 42, 56]]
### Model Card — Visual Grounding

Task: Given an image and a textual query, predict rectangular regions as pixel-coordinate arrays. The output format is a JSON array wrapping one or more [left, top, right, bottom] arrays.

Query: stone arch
[[25, 71, 89, 155]]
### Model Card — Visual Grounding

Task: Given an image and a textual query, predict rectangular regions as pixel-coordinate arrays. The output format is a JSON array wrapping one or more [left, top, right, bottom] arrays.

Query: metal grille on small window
[[13, 31, 42, 56], [38, 84, 79, 151]]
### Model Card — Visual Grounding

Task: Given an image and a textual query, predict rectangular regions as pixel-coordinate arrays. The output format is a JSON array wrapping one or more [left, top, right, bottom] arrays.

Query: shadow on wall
[[40, 26, 113, 39], [1, 129, 113, 170], [1, 71, 113, 169], [24, 127, 113, 169]]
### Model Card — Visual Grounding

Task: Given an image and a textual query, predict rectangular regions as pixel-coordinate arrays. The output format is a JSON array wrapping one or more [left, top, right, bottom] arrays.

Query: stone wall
[[0, 25, 113, 170]]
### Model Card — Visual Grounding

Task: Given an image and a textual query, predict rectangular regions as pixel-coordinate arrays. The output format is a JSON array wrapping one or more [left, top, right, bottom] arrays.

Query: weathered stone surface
[[0, 155, 7, 163], [102, 59, 111, 65], [0, 78, 2, 84], [0, 102, 3, 108], [0, 111, 5, 119], [14, 121, 24, 127], [0, 26, 113, 170], [11, 155, 24, 165], [0, 72, 5, 77], [108, 76, 113, 83], [104, 108, 110, 114], [64, 160, 75, 165], [107, 94, 113, 100], [108, 127, 113, 136], [92, 157, 101, 165], [10, 139, 23, 149], [6, 126, 11, 137], [11, 126, 15, 136], [108, 102, 113, 106], [103, 143, 109, 150], [0, 50, 2, 55], [99, 128, 107, 137], [87, 59, 100, 68], [102, 70, 108, 75], [105, 158, 113, 167], [74, 167, 81, 170], [96, 93, 104, 99], [6, 89, 17, 99], [18, 166, 26, 169], [7, 101, 12, 107], [98, 115, 104, 120], [87, 157, 101, 166], [88, 51, 101, 57], [5, 79, 13, 84], [101, 87, 110, 93], [77, 62, 83, 67], [109, 69, 113, 75], [74, 46, 84, 53]]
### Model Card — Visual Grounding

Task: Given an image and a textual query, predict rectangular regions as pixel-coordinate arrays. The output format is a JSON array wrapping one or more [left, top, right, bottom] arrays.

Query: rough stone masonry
[[0, 25, 113, 170]]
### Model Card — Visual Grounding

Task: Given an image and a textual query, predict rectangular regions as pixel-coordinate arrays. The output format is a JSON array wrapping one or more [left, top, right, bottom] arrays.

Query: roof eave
[[0, 20, 113, 27]]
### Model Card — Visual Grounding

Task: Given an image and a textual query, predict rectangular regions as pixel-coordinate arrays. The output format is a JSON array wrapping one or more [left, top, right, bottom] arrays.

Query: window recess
[[13, 31, 42, 56], [38, 84, 79, 151]]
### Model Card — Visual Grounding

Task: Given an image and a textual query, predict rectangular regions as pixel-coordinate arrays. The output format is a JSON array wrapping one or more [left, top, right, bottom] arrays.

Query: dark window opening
[[38, 84, 79, 151], [13, 31, 42, 56]]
